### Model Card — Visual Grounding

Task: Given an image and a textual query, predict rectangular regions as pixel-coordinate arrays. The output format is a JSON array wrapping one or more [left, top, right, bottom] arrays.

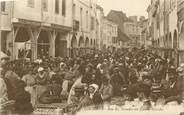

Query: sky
[[97, 0, 151, 18]]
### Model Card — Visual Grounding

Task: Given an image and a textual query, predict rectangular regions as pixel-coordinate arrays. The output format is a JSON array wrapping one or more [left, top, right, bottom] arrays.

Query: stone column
[[49, 31, 57, 58], [28, 28, 41, 61]]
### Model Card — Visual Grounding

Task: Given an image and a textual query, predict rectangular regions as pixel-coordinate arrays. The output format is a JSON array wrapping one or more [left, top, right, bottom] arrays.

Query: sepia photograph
[[0, 0, 184, 115]]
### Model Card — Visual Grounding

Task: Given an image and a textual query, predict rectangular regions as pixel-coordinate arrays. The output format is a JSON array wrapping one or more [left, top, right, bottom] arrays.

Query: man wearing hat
[[163, 67, 183, 104], [111, 67, 126, 96], [176, 63, 184, 103]]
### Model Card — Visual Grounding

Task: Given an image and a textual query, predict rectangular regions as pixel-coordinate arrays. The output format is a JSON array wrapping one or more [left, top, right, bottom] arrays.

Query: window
[[27, 0, 34, 8], [55, 0, 59, 14], [42, 0, 48, 12], [86, 11, 88, 29], [62, 0, 66, 16], [80, 8, 83, 28], [73, 4, 76, 18], [1, 2, 6, 12], [91, 17, 95, 30]]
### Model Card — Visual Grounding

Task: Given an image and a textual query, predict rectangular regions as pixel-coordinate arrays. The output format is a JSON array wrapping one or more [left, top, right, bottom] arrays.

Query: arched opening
[[71, 35, 77, 48], [179, 23, 184, 64], [55, 33, 67, 57], [79, 36, 84, 55], [85, 37, 90, 48], [158, 39, 160, 47], [173, 30, 178, 66], [71, 35, 77, 57], [169, 32, 172, 48], [85, 37, 90, 54], [90, 39, 93, 47], [14, 27, 31, 59], [37, 30, 50, 58], [79, 36, 84, 48], [93, 39, 96, 48], [173, 30, 177, 49]]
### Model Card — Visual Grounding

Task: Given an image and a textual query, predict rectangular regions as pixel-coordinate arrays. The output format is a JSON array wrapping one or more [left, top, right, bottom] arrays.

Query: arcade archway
[[37, 30, 50, 58], [85, 37, 90, 48], [173, 30, 178, 66], [85, 37, 90, 53], [71, 35, 77, 57], [79, 36, 84, 48], [169, 32, 172, 48], [79, 36, 84, 55], [173, 30, 177, 49], [14, 27, 31, 59], [55, 33, 67, 57]]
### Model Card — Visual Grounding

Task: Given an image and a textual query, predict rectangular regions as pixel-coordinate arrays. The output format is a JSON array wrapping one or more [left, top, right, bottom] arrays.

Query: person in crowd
[[0, 69, 8, 105], [71, 85, 92, 109], [35, 67, 48, 103], [99, 77, 113, 103], [60, 66, 75, 100], [163, 67, 182, 105], [2, 46, 184, 112], [13, 80, 33, 114], [88, 84, 103, 105], [111, 67, 126, 96], [136, 83, 152, 110], [39, 76, 62, 104], [22, 67, 37, 107]]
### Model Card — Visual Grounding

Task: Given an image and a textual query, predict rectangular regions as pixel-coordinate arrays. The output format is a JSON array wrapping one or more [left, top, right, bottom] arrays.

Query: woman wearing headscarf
[[35, 67, 48, 104], [88, 84, 103, 105]]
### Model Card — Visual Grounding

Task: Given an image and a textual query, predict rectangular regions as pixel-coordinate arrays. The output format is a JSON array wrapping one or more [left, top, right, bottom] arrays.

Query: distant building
[[139, 16, 146, 22], [102, 18, 118, 52], [123, 21, 142, 47], [140, 19, 152, 48], [69, 0, 99, 57], [178, 0, 184, 64], [0, 0, 102, 60], [129, 16, 138, 22], [0, 0, 73, 60], [147, 0, 179, 65], [106, 10, 130, 47]]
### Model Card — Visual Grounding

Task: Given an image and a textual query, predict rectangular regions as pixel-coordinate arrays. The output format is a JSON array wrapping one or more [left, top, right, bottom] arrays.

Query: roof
[[117, 28, 130, 42], [106, 10, 131, 32]]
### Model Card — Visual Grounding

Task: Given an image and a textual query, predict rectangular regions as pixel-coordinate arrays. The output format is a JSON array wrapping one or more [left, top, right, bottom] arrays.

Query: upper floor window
[[55, 0, 59, 14], [80, 8, 83, 27], [62, 0, 66, 16], [91, 17, 95, 30], [42, 0, 48, 12], [27, 0, 34, 8], [1, 2, 6, 12], [73, 4, 76, 18], [86, 11, 88, 29]]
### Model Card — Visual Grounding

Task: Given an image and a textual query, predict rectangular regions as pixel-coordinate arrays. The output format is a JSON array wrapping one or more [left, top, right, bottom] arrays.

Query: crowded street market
[[1, 0, 184, 115], [0, 47, 184, 115]]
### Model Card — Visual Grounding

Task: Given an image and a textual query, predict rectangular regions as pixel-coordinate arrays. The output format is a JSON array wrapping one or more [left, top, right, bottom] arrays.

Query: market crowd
[[0, 47, 184, 114]]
